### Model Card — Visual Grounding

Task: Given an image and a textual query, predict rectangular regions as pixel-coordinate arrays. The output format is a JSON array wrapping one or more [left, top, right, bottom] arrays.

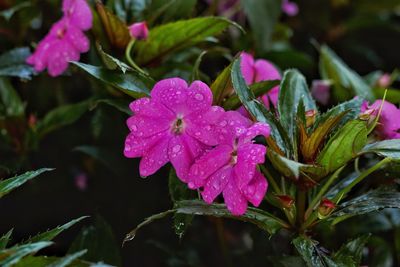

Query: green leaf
[[278, 69, 316, 145], [333, 234, 370, 266], [96, 43, 132, 73], [190, 50, 207, 82], [90, 98, 132, 115], [0, 168, 53, 198], [72, 62, 151, 98], [231, 58, 291, 154], [0, 242, 52, 267], [241, 0, 281, 53], [69, 216, 122, 266], [223, 80, 280, 110], [26, 217, 88, 243], [361, 140, 400, 159], [47, 250, 87, 267], [319, 45, 374, 101], [134, 17, 242, 65], [0, 2, 31, 21], [210, 60, 234, 105], [0, 229, 13, 249], [0, 47, 35, 80], [317, 120, 368, 173], [0, 78, 25, 117], [330, 188, 400, 225], [175, 200, 288, 235], [36, 101, 89, 139], [293, 236, 336, 267]]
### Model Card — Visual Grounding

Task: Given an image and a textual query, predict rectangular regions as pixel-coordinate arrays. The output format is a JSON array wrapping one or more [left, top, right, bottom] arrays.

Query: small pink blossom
[[124, 78, 224, 180], [361, 99, 400, 139], [282, 0, 299, 16], [187, 111, 270, 215], [128, 21, 149, 40], [240, 52, 281, 109], [26, 0, 92, 77], [377, 73, 391, 88]]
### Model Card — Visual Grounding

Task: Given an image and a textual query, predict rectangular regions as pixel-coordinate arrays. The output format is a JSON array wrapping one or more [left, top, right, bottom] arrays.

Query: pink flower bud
[[377, 73, 391, 88], [128, 21, 149, 40]]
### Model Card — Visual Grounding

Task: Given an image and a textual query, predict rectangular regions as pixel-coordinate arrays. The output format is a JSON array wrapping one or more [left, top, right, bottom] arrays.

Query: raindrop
[[172, 144, 181, 153], [194, 93, 204, 101]]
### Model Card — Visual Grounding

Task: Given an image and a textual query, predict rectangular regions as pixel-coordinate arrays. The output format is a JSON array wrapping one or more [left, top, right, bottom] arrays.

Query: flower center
[[172, 117, 185, 135], [56, 27, 66, 39], [229, 139, 239, 165]]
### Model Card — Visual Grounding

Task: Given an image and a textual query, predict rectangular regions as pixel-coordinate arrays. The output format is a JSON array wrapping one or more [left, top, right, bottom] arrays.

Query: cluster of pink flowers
[[124, 77, 271, 215], [26, 0, 92, 77]]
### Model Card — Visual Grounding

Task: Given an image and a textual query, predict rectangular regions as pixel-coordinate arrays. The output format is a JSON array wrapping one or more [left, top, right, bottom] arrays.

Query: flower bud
[[276, 195, 295, 209], [377, 73, 391, 88], [317, 198, 336, 218], [305, 109, 317, 128], [128, 21, 149, 40]]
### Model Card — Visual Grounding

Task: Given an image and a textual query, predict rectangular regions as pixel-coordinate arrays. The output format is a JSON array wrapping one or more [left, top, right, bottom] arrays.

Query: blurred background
[[0, 0, 400, 266]]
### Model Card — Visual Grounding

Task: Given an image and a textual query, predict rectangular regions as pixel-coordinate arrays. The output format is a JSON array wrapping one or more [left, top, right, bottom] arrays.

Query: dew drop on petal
[[194, 93, 204, 101], [172, 144, 181, 153]]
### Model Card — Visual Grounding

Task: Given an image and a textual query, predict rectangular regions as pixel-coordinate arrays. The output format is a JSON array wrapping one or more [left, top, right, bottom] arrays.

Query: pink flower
[[282, 0, 299, 16], [361, 100, 400, 139], [240, 52, 281, 109], [26, 0, 92, 77], [124, 78, 224, 180], [311, 80, 331, 105], [128, 21, 149, 40], [377, 73, 391, 88], [187, 111, 270, 215]]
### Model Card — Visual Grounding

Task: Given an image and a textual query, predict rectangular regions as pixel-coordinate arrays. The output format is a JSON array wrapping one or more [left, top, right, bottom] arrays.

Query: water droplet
[[194, 93, 204, 101], [172, 144, 181, 153]]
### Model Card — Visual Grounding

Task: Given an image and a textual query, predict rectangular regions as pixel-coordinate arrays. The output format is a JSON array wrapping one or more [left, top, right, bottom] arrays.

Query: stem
[[125, 39, 148, 76], [332, 157, 391, 204], [260, 165, 281, 194], [304, 166, 344, 219], [297, 190, 306, 226]]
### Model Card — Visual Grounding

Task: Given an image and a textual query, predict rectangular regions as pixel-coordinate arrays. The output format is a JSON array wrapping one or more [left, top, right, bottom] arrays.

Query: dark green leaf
[[69, 216, 121, 266], [90, 98, 132, 115], [0, 2, 31, 21], [36, 100, 89, 138], [0, 47, 35, 80], [134, 17, 242, 65], [319, 45, 374, 101], [0, 78, 25, 117], [72, 62, 151, 98], [190, 50, 207, 82], [96, 43, 132, 73], [361, 140, 400, 159], [278, 69, 316, 145], [231, 58, 291, 154], [0, 242, 52, 267], [210, 60, 234, 105], [47, 250, 87, 267], [293, 236, 335, 267], [0, 168, 53, 198], [0, 229, 13, 249], [241, 0, 281, 53], [26, 217, 88, 243], [369, 236, 394, 267], [333, 234, 370, 266], [330, 188, 400, 225], [317, 120, 368, 173]]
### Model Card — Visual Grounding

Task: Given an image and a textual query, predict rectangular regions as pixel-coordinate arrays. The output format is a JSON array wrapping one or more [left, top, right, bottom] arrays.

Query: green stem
[[304, 166, 344, 219], [125, 39, 148, 76], [260, 165, 281, 194], [332, 157, 391, 204]]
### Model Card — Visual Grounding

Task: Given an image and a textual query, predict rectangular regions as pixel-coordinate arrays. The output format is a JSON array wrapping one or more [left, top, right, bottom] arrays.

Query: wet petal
[[239, 122, 270, 144], [168, 135, 195, 182], [126, 115, 170, 138], [201, 166, 232, 204], [185, 81, 213, 114], [128, 98, 175, 119], [187, 144, 232, 189], [240, 52, 255, 84], [242, 170, 268, 207], [139, 134, 170, 177], [151, 78, 188, 115], [234, 144, 266, 189], [222, 177, 248, 216], [63, 0, 93, 30], [217, 111, 252, 144], [65, 25, 90, 52], [47, 41, 79, 76], [124, 132, 165, 158]]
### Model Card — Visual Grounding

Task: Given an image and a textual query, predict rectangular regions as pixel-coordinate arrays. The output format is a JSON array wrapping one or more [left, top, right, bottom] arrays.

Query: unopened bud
[[128, 21, 149, 40], [305, 109, 317, 127], [276, 195, 295, 209], [317, 198, 336, 218]]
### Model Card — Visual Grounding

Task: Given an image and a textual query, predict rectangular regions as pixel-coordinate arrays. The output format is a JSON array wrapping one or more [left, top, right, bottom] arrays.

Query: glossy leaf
[[231, 58, 291, 155], [36, 101, 89, 138], [25, 217, 88, 243], [330, 188, 400, 225], [0, 78, 24, 117], [0, 168, 53, 198], [0, 241, 52, 267], [96, 2, 130, 49], [319, 45, 374, 101], [361, 140, 400, 159], [333, 234, 370, 266], [134, 17, 242, 65], [72, 62, 151, 98], [293, 236, 336, 267], [278, 69, 316, 144], [0, 229, 13, 250], [0, 47, 35, 79], [317, 120, 368, 173], [211, 60, 234, 105], [241, 0, 281, 53], [96, 43, 132, 73]]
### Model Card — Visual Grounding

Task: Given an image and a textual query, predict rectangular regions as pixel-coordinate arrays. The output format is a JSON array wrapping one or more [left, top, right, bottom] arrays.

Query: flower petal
[[139, 134, 170, 177], [63, 0, 93, 30], [47, 41, 79, 76], [239, 122, 270, 144], [129, 98, 175, 119], [151, 78, 189, 115], [222, 177, 248, 216], [201, 166, 232, 204], [234, 143, 266, 189], [169, 135, 197, 182], [187, 144, 232, 189], [253, 59, 281, 83], [124, 132, 165, 158], [126, 115, 170, 138], [240, 52, 255, 84], [242, 170, 268, 207], [65, 25, 90, 53], [185, 80, 213, 114], [217, 111, 252, 144]]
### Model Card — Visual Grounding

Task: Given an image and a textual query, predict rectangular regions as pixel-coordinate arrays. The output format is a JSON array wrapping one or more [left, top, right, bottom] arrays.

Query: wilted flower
[[128, 21, 149, 40], [240, 52, 281, 109], [26, 0, 92, 77], [282, 0, 299, 16], [188, 111, 270, 215], [124, 78, 224, 180], [361, 99, 400, 139]]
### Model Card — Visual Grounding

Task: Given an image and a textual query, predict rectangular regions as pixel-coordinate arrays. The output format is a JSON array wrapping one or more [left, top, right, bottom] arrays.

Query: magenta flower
[[361, 100, 400, 139], [282, 0, 299, 16], [128, 21, 149, 40], [187, 111, 270, 215], [26, 0, 92, 77], [240, 52, 281, 109], [124, 78, 224, 180]]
